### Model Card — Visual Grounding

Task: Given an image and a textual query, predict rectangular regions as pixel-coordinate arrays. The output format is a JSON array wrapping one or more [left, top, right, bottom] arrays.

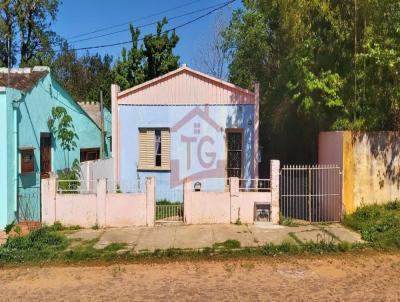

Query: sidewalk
[[67, 223, 363, 253]]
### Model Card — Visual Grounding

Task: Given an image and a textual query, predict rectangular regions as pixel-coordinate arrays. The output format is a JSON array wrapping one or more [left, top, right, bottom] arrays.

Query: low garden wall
[[184, 160, 280, 224], [41, 160, 280, 227], [41, 177, 155, 228]]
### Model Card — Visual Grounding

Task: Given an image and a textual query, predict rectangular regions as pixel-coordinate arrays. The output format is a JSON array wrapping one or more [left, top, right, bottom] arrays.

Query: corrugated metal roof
[[117, 66, 256, 105]]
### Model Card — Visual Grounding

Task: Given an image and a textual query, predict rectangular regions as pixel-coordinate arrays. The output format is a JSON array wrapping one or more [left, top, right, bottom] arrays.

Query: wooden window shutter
[[161, 129, 170, 169], [138, 129, 155, 169]]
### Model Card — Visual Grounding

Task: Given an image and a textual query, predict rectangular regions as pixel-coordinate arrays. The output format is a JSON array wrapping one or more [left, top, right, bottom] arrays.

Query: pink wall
[[42, 177, 155, 228], [56, 194, 97, 227], [188, 192, 231, 224], [105, 193, 147, 227], [318, 131, 344, 169]]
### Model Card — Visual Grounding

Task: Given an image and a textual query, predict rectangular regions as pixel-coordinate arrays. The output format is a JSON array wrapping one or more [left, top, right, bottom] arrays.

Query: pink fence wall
[[41, 161, 280, 228], [184, 160, 280, 224], [42, 177, 155, 228]]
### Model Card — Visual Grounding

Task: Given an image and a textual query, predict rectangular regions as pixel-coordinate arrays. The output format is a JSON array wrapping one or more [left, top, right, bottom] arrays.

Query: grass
[[1, 202, 399, 266], [344, 200, 400, 249]]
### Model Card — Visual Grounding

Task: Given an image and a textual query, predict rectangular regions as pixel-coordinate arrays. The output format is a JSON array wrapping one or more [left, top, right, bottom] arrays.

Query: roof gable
[[0, 67, 49, 93], [117, 66, 255, 105]]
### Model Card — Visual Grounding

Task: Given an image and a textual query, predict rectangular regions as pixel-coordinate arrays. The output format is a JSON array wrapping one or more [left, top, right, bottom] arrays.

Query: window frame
[[225, 128, 244, 180], [138, 127, 170, 171], [80, 148, 100, 162]]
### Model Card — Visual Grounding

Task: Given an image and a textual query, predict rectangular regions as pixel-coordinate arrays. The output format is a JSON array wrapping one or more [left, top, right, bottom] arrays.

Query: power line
[[67, 0, 202, 40], [54, 0, 235, 53], [68, 2, 228, 44]]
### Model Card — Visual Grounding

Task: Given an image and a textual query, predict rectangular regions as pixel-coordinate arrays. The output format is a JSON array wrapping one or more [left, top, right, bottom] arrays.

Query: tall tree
[[52, 42, 114, 107], [223, 0, 400, 164], [113, 18, 180, 90], [0, 0, 16, 67], [143, 17, 179, 80], [15, 0, 60, 66]]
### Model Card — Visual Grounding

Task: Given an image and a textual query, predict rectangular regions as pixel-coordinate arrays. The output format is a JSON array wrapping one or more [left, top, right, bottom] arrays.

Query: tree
[[0, 0, 16, 67], [143, 17, 179, 80], [0, 0, 60, 67], [47, 106, 78, 168], [15, 0, 60, 67], [194, 10, 230, 79], [52, 42, 114, 107], [113, 18, 180, 90], [223, 0, 400, 164]]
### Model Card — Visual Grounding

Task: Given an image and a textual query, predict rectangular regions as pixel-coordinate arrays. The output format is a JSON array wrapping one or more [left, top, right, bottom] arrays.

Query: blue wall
[[0, 74, 103, 228], [119, 104, 255, 201], [0, 89, 8, 228]]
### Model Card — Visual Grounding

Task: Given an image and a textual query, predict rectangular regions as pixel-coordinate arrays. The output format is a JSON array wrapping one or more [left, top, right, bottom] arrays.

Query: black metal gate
[[280, 165, 342, 222]]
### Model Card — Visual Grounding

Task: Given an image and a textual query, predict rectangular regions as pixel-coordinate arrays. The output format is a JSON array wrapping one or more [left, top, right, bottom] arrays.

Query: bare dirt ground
[[0, 252, 399, 302]]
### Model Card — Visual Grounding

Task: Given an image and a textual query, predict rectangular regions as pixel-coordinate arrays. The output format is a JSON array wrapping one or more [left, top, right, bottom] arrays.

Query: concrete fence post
[[96, 178, 107, 227], [270, 160, 280, 224], [183, 178, 192, 224], [229, 177, 240, 223], [41, 177, 57, 225], [146, 177, 155, 227]]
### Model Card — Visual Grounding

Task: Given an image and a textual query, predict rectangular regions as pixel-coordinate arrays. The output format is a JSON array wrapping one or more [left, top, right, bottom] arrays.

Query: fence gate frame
[[155, 181, 184, 223], [279, 164, 342, 223]]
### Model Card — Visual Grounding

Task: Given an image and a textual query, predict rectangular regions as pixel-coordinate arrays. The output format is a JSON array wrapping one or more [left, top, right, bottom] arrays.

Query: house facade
[[0, 67, 106, 229], [111, 65, 259, 199]]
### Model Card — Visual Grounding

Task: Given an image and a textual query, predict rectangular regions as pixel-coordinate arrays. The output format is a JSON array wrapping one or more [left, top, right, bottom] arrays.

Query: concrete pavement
[[67, 223, 363, 253]]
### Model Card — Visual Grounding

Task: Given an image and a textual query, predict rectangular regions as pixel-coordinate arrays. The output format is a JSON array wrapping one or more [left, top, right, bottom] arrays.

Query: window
[[80, 148, 100, 162], [138, 128, 170, 170], [226, 130, 243, 178], [20, 148, 35, 173]]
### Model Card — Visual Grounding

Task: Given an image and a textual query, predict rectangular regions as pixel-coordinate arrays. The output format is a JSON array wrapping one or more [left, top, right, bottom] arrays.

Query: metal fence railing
[[56, 180, 97, 194], [239, 179, 271, 192], [155, 203, 184, 222], [107, 179, 146, 193], [280, 165, 342, 222], [18, 187, 40, 222]]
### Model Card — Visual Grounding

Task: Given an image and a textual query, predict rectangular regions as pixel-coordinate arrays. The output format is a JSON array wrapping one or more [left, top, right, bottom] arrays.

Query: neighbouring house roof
[[79, 102, 102, 128], [0, 67, 49, 93], [117, 65, 256, 105]]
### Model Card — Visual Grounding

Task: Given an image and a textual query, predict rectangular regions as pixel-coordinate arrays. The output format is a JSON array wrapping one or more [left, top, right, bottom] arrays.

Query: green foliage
[[279, 214, 299, 227], [113, 17, 179, 91], [0, 225, 68, 263], [344, 201, 400, 249], [0, 0, 61, 67], [214, 239, 241, 249], [4, 220, 16, 235], [57, 159, 81, 193], [52, 45, 114, 107], [224, 0, 400, 163], [48, 106, 78, 152]]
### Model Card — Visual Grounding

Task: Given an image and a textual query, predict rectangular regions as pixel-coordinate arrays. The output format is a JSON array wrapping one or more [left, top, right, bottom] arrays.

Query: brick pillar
[[270, 160, 280, 224], [96, 178, 107, 227], [229, 177, 240, 223], [146, 177, 155, 227], [41, 177, 57, 225]]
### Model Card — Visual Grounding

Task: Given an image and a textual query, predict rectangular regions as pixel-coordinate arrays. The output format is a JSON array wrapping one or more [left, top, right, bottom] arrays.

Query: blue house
[[0, 67, 107, 229], [111, 65, 260, 200]]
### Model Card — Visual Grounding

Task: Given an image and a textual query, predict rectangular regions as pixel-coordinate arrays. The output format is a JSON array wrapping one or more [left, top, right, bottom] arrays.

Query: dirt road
[[1, 252, 399, 301]]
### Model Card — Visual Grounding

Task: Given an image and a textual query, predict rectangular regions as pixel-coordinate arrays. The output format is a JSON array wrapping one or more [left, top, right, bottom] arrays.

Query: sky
[[51, 0, 242, 72]]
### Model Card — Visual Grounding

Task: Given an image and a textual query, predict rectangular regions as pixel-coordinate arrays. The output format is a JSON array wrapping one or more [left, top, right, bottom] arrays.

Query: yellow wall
[[343, 132, 400, 213]]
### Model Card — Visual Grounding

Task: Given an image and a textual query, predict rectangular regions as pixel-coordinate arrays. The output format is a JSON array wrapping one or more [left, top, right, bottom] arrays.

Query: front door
[[40, 133, 51, 179]]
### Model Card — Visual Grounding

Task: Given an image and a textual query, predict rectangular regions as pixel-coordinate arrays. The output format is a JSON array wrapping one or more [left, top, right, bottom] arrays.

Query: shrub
[[344, 201, 400, 249]]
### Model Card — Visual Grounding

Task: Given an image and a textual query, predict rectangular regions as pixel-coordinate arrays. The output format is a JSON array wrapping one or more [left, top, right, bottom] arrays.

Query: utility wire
[[67, 0, 202, 40], [53, 0, 235, 53], [68, 1, 228, 44]]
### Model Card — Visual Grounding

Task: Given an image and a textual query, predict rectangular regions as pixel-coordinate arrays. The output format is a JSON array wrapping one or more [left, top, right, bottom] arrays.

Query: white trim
[[0, 87, 5, 92]]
